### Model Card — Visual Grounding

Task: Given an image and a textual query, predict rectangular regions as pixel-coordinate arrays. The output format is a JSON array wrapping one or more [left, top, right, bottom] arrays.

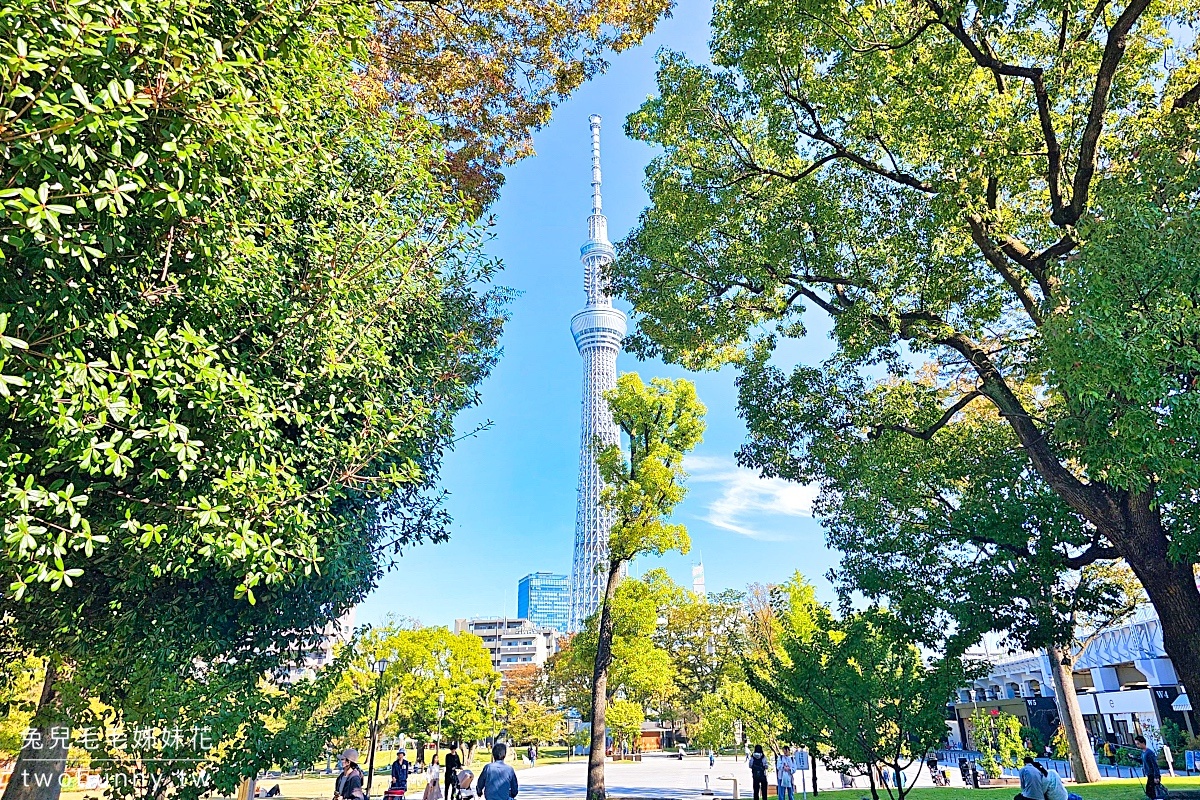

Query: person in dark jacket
[[444, 749, 463, 800], [1136, 736, 1162, 799], [749, 745, 769, 800], [391, 749, 413, 792], [335, 750, 365, 800]]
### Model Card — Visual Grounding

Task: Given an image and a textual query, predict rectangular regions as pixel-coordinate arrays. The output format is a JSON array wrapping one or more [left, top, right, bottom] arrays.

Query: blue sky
[[357, 0, 839, 629]]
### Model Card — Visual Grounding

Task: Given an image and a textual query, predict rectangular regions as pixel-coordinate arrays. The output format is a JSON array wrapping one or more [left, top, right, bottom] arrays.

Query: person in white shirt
[[776, 746, 797, 800], [1042, 767, 1067, 800]]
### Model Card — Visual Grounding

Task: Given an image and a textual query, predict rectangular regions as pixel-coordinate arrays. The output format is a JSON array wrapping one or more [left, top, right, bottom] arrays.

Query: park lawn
[[900, 777, 1200, 800]]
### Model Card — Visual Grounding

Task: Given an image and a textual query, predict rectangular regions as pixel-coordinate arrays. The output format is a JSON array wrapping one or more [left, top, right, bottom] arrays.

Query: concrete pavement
[[511, 753, 958, 800]]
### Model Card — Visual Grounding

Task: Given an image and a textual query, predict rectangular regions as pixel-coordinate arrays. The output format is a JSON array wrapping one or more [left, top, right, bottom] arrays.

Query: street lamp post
[[366, 658, 390, 800], [490, 688, 498, 746], [436, 690, 446, 755]]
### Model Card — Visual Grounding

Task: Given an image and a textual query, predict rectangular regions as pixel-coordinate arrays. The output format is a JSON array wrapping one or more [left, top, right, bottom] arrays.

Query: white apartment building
[[454, 617, 561, 673]]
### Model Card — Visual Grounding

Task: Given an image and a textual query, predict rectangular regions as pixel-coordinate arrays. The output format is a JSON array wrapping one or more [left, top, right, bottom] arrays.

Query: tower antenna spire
[[590, 114, 603, 216]]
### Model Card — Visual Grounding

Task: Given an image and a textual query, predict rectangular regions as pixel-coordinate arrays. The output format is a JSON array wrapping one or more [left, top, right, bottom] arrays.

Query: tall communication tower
[[568, 115, 627, 632]]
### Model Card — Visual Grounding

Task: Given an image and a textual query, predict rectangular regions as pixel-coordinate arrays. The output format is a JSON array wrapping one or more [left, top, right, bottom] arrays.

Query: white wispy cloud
[[685, 455, 818, 541]]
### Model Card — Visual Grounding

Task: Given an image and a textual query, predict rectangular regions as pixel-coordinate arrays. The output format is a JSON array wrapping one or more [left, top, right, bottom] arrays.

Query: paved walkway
[[514, 754, 956, 800]]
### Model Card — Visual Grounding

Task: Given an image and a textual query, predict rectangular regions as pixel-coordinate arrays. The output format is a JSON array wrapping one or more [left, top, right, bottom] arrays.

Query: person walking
[[335, 750, 366, 800], [776, 746, 796, 800], [881, 766, 892, 789], [1136, 735, 1163, 800], [422, 761, 442, 800], [444, 749, 463, 800], [749, 745, 769, 800], [476, 744, 519, 800], [526, 746, 536, 768], [391, 750, 413, 793], [1017, 756, 1046, 800], [710, 750, 716, 768], [1103, 740, 1117, 766]]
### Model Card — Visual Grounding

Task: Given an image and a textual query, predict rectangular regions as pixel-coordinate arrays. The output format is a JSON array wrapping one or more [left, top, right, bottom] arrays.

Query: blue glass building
[[518, 572, 570, 633]]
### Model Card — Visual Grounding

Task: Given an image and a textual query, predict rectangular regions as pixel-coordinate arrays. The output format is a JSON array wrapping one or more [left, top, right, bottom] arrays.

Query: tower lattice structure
[[568, 115, 627, 633]]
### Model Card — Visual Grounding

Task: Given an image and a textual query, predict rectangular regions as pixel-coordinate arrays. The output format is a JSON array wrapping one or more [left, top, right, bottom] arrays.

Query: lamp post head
[[375, 658, 391, 675]]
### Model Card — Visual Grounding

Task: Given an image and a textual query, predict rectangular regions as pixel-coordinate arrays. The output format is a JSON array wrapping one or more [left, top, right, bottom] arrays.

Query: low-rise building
[[454, 616, 561, 674], [953, 608, 1196, 750]]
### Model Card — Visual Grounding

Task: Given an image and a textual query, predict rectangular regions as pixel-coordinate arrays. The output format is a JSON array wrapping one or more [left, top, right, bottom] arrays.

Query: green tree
[[1051, 726, 1072, 761], [567, 725, 592, 761], [0, 2, 506, 797], [604, 700, 644, 755], [746, 577, 965, 800], [693, 680, 785, 755], [586, 374, 705, 800], [552, 572, 678, 717], [506, 702, 564, 749], [805, 397, 1140, 782], [330, 621, 500, 756], [970, 710, 1026, 779], [611, 0, 1200, 699], [656, 588, 744, 711]]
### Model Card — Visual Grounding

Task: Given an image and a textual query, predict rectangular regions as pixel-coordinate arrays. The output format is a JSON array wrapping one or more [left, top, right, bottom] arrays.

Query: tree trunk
[[3, 659, 67, 800], [586, 563, 623, 800], [1117, 493, 1200, 704], [1046, 645, 1101, 784]]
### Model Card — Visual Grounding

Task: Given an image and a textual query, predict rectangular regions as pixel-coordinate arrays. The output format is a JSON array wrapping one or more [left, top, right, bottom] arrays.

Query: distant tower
[[568, 115, 627, 632], [692, 561, 707, 599]]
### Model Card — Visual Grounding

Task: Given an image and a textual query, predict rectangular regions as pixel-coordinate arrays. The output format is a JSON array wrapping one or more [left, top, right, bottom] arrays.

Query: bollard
[[718, 775, 739, 800], [702, 774, 714, 796]]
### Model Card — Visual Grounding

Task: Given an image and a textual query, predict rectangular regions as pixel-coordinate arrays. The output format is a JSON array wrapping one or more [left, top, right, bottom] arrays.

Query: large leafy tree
[[692, 680, 785, 756], [587, 374, 705, 800], [746, 577, 966, 800], [332, 621, 500, 755], [603, 699, 644, 754], [817, 398, 1145, 782], [612, 0, 1200, 698], [655, 588, 744, 711], [0, 2, 504, 799], [506, 701, 564, 749]]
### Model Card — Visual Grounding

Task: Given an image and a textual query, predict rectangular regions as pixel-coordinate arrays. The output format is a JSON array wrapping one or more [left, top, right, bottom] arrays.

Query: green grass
[[896, 777, 1200, 800]]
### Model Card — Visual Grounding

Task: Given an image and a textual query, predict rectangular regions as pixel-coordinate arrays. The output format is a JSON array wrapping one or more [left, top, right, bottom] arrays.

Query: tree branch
[[869, 391, 983, 441], [927, 1, 1066, 217], [1066, 0, 1153, 223], [782, 90, 938, 193], [1063, 544, 1121, 569], [966, 215, 1044, 324], [1173, 80, 1200, 110], [928, 327, 1123, 534]]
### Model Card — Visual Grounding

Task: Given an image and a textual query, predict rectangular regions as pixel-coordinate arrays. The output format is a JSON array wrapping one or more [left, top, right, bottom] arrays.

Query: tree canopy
[[746, 577, 966, 800], [335, 621, 501, 749], [369, 0, 675, 206], [550, 571, 678, 715], [612, 0, 1200, 694]]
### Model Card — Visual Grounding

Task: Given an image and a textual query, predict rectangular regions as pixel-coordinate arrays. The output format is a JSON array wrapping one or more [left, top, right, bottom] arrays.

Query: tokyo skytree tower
[[568, 115, 627, 632]]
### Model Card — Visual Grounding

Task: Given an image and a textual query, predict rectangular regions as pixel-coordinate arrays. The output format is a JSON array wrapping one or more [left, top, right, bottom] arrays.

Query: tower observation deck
[[568, 115, 626, 632]]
